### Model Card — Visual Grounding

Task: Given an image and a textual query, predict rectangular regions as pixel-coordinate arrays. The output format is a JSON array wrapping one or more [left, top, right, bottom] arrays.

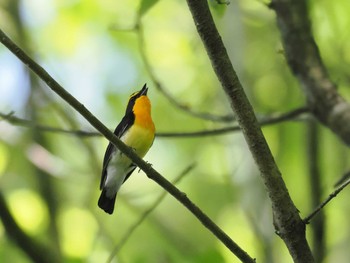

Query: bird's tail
[[98, 189, 116, 214]]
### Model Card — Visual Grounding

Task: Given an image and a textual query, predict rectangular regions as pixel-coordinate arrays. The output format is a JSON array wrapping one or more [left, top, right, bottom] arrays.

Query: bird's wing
[[123, 164, 137, 183], [100, 112, 135, 189]]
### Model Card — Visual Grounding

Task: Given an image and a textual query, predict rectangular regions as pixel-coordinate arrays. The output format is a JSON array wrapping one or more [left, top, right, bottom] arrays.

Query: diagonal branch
[[110, 23, 236, 122], [0, 28, 255, 263], [185, 0, 314, 262], [138, 21, 236, 122], [270, 0, 350, 145]]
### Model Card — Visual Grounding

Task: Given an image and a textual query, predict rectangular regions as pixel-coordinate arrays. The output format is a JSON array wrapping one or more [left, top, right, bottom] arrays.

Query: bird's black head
[[125, 84, 148, 113]]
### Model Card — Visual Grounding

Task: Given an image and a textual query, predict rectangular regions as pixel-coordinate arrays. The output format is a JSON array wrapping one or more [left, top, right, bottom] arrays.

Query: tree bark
[[185, 0, 314, 262], [270, 0, 350, 145]]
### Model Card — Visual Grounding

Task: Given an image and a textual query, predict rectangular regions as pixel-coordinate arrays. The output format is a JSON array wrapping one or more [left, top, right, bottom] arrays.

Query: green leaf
[[139, 0, 160, 16], [209, 0, 228, 17]]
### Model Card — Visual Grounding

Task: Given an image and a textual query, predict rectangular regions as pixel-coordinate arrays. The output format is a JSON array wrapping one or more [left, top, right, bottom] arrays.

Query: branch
[[185, 0, 314, 262], [106, 163, 196, 263], [0, 29, 255, 263], [0, 112, 100, 137], [0, 107, 308, 138], [306, 120, 325, 262], [158, 107, 308, 138], [270, 0, 350, 145], [0, 191, 59, 263], [137, 22, 236, 122], [6, 0, 62, 258], [303, 178, 350, 224], [110, 22, 236, 122]]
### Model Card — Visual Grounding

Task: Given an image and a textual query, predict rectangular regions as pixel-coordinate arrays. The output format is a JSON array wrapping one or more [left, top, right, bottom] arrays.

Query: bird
[[98, 84, 155, 214]]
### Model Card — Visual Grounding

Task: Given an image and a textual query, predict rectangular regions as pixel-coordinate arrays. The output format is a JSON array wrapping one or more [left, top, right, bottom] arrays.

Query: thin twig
[[110, 22, 234, 122], [0, 28, 255, 263], [0, 107, 309, 138], [137, 21, 236, 122], [303, 178, 350, 224], [158, 107, 308, 138], [0, 112, 100, 137], [106, 163, 196, 263]]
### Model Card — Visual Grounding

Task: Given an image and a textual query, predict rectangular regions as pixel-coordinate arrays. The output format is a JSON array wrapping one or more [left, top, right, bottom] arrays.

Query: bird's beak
[[140, 84, 148, 96]]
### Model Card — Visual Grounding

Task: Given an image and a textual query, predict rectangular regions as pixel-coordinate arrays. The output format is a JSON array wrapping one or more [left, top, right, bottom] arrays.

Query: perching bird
[[98, 84, 155, 214]]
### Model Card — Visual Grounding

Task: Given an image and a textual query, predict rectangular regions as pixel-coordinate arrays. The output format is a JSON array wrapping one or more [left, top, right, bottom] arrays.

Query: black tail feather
[[98, 189, 116, 214]]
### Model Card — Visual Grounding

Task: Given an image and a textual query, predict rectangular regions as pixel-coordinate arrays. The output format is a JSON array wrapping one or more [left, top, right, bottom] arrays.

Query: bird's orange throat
[[133, 95, 155, 132]]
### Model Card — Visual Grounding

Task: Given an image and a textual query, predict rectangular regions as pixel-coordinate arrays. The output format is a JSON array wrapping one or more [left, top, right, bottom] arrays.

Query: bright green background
[[1, 0, 350, 262]]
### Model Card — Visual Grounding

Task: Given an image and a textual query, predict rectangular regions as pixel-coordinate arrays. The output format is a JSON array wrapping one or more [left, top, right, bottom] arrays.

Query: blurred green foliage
[[0, 0, 350, 262]]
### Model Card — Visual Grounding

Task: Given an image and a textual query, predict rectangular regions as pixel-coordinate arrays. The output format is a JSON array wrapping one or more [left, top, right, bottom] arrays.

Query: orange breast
[[133, 96, 155, 133]]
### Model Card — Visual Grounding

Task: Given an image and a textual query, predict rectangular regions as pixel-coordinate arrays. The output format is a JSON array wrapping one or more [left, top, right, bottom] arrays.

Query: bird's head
[[125, 84, 151, 114]]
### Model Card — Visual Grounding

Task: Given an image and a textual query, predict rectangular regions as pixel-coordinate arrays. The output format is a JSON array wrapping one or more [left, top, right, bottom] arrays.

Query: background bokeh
[[1, 0, 350, 262]]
